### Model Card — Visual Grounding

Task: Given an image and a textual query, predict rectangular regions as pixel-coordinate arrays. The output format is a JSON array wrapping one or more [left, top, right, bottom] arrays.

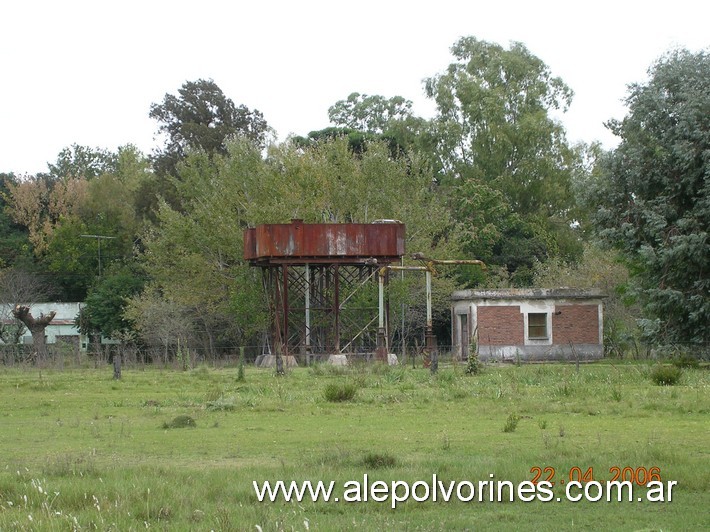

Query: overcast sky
[[2, 0, 708, 175]]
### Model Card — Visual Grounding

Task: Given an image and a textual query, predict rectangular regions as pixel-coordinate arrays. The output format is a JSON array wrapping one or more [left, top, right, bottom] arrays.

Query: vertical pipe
[[325, 266, 331, 352], [385, 268, 390, 352], [334, 265, 340, 353], [305, 263, 311, 350], [267, 267, 275, 355], [451, 305, 457, 359], [425, 268, 438, 373], [282, 264, 289, 356], [378, 269, 385, 331], [401, 256, 405, 361], [376, 267, 387, 361], [426, 269, 432, 330]]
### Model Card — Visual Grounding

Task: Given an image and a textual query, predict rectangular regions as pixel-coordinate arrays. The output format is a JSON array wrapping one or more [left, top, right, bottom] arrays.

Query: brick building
[[451, 288, 605, 361]]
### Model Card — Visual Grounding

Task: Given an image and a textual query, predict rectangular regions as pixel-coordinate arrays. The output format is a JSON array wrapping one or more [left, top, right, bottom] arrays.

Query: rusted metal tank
[[244, 219, 405, 263]]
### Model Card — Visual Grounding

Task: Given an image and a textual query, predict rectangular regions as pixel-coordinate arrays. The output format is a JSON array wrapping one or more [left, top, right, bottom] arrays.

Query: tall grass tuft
[[465, 352, 482, 375], [360, 451, 398, 469], [323, 381, 358, 402], [503, 412, 520, 433], [671, 353, 700, 369], [162, 415, 196, 429], [237, 347, 246, 382], [650, 365, 682, 386]]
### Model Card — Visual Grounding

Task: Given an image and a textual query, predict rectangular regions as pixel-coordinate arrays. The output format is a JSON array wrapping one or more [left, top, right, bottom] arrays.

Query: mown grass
[[0, 361, 708, 530]]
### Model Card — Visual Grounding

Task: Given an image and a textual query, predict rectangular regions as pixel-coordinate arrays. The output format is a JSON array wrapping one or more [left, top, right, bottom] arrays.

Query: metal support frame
[[257, 247, 485, 369], [377, 255, 486, 372], [259, 261, 391, 362]]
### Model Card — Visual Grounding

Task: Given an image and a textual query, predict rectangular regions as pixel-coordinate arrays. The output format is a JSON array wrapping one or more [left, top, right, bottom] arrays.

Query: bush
[[323, 382, 358, 402], [361, 452, 397, 469], [671, 353, 700, 369], [503, 413, 520, 433], [465, 352, 481, 375], [162, 415, 196, 429], [650, 365, 682, 386]]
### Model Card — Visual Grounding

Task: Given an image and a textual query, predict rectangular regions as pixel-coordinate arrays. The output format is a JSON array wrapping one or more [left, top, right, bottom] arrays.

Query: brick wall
[[478, 306, 524, 345], [553, 304, 600, 344]]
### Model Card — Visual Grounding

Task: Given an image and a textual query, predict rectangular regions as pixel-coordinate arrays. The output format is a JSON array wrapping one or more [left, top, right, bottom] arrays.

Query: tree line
[[1, 38, 707, 360]]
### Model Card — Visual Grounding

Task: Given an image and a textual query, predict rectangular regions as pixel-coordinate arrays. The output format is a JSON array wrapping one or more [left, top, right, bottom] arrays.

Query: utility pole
[[80, 234, 116, 277], [80, 234, 119, 378]]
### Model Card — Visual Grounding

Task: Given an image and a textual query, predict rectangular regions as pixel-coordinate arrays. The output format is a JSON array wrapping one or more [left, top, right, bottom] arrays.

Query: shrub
[[671, 353, 700, 369], [323, 382, 358, 402], [361, 451, 398, 469], [503, 412, 520, 433], [465, 352, 481, 375], [162, 415, 196, 429], [650, 365, 682, 386]]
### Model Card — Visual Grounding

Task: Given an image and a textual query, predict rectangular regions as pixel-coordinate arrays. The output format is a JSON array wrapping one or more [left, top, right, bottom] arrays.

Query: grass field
[[0, 360, 708, 530]]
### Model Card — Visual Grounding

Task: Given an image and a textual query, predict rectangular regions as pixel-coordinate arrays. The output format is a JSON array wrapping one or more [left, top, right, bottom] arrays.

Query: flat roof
[[452, 288, 606, 301]]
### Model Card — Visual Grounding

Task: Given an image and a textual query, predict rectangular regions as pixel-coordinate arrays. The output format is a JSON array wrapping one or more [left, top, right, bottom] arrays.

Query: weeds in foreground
[[162, 415, 196, 429], [360, 451, 398, 469], [205, 396, 236, 411], [0, 363, 708, 530], [465, 352, 482, 375], [323, 381, 358, 402], [671, 353, 700, 369], [503, 412, 520, 433], [650, 365, 682, 386]]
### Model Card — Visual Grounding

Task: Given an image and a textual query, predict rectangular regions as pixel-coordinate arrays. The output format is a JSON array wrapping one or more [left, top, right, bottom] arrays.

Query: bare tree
[[11, 305, 56, 363], [124, 287, 194, 366], [0, 269, 53, 362]]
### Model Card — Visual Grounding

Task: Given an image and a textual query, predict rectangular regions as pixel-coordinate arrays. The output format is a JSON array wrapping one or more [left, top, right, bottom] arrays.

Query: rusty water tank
[[244, 219, 405, 263]]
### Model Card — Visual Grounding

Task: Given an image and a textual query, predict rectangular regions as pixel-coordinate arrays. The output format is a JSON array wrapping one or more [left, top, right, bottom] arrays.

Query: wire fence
[[0, 340, 465, 370], [1, 337, 707, 372]]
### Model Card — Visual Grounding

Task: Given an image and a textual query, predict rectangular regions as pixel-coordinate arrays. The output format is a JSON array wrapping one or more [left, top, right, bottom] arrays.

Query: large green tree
[[149, 79, 270, 178], [296, 92, 436, 166], [327, 92, 414, 134], [78, 263, 145, 339], [48, 144, 118, 180], [594, 49, 710, 346], [5, 146, 150, 300], [424, 37, 584, 283], [424, 38, 575, 193]]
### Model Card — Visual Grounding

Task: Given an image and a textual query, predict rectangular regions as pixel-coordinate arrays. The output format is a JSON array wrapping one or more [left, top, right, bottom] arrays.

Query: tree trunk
[[11, 306, 55, 365], [275, 343, 285, 376], [113, 351, 122, 380]]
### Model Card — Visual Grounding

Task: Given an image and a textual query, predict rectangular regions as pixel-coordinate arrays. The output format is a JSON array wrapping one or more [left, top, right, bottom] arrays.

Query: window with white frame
[[527, 312, 549, 339]]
